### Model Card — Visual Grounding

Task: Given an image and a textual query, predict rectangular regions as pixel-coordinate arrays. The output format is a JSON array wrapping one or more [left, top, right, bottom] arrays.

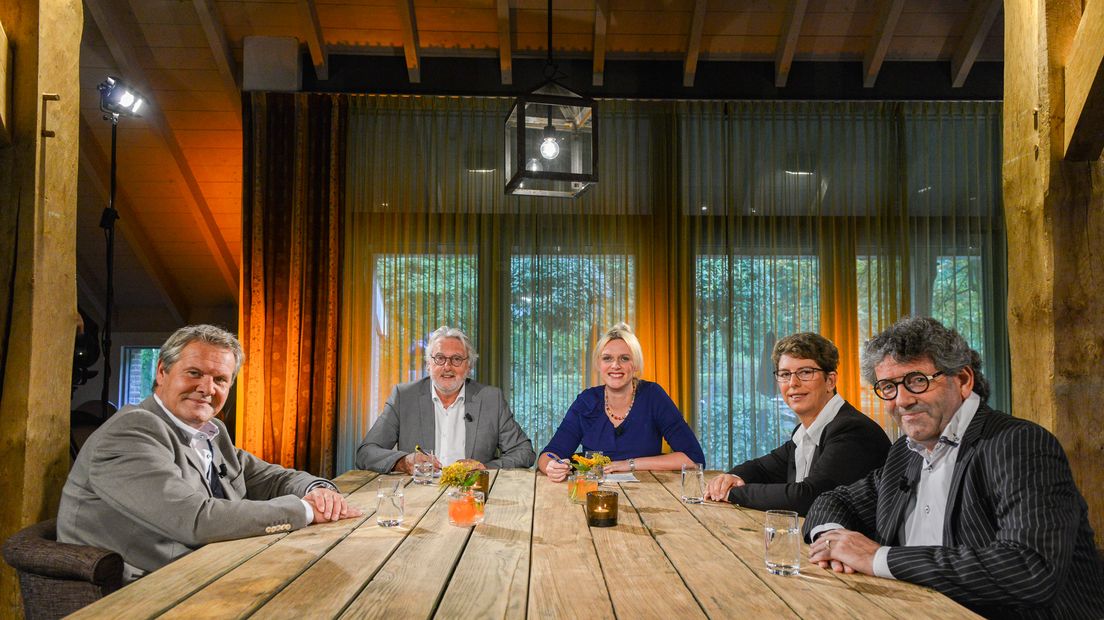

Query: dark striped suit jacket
[[803, 404, 1104, 619]]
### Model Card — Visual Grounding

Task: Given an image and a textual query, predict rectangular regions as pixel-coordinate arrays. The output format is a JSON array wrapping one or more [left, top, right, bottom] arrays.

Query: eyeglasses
[[873, 371, 945, 400], [430, 354, 469, 367], [773, 368, 826, 383]]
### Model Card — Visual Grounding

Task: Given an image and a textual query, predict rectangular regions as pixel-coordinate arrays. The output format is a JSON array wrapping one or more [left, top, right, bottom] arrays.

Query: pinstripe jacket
[[803, 404, 1104, 619]]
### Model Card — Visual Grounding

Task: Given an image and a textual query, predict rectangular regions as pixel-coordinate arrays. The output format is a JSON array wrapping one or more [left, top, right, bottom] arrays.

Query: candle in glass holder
[[471, 470, 490, 498], [586, 490, 618, 527]]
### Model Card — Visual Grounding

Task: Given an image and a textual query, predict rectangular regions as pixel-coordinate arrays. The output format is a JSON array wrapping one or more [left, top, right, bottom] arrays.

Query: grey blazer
[[803, 404, 1104, 618], [58, 396, 330, 578], [355, 377, 536, 472]]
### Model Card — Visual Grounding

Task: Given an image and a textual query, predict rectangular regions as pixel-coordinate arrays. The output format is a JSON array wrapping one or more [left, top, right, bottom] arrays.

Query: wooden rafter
[[84, 0, 239, 295], [775, 0, 808, 88], [498, 0, 512, 85], [683, 0, 707, 88], [593, 0, 609, 87], [193, 0, 241, 118], [951, 0, 1001, 88], [863, 0, 905, 88], [78, 118, 188, 324], [1064, 0, 1104, 160], [296, 0, 329, 80], [397, 0, 422, 83]]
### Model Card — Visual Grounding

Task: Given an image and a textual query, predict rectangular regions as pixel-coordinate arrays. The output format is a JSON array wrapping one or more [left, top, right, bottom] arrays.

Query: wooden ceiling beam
[[397, 0, 422, 83], [1064, 0, 1104, 161], [862, 0, 905, 88], [85, 0, 239, 295], [592, 0, 609, 87], [78, 117, 189, 324], [683, 0, 707, 88], [497, 0, 513, 85], [775, 0, 808, 88], [192, 0, 241, 122], [951, 0, 1001, 88], [296, 0, 329, 80]]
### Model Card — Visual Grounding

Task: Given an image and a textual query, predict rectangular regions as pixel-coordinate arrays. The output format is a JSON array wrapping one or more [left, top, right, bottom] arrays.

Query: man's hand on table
[[393, 451, 442, 475], [705, 473, 744, 502], [304, 488, 363, 523], [808, 528, 879, 575]]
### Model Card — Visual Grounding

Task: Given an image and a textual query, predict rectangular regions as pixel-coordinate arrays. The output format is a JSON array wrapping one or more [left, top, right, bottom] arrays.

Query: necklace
[[605, 379, 637, 422]]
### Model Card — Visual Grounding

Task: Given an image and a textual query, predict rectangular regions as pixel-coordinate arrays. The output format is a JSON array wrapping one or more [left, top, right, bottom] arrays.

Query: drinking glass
[[681, 463, 705, 503], [376, 484, 404, 527], [412, 461, 434, 485], [764, 510, 800, 575]]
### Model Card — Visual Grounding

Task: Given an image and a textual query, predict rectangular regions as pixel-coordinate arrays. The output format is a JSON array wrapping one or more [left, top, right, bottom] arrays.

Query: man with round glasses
[[704, 332, 889, 514], [804, 316, 1104, 618], [355, 326, 535, 473]]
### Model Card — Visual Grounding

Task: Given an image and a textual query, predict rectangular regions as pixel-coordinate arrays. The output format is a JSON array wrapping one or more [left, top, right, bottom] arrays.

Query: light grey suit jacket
[[58, 396, 330, 578], [355, 377, 536, 472]]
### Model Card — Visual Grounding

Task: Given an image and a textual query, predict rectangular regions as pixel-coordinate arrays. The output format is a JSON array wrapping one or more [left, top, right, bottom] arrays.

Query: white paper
[[603, 472, 639, 483]]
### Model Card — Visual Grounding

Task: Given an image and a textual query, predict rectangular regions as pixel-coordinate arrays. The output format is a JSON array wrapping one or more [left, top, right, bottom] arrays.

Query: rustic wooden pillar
[[0, 0, 83, 614], [1004, 0, 1104, 545]]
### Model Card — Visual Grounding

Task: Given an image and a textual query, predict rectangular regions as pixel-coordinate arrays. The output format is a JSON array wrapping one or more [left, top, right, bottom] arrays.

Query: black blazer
[[726, 401, 890, 515], [803, 404, 1104, 619]]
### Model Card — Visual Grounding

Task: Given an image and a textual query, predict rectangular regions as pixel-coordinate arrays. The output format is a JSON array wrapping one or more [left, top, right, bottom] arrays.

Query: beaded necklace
[[605, 379, 637, 422]]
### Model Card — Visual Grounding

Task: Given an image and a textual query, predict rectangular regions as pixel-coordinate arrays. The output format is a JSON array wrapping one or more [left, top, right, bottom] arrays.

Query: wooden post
[[1004, 0, 1104, 544], [0, 0, 83, 614]]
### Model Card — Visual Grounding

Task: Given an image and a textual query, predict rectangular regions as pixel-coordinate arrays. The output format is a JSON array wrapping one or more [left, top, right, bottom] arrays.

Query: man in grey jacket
[[355, 326, 535, 473], [58, 325, 361, 581]]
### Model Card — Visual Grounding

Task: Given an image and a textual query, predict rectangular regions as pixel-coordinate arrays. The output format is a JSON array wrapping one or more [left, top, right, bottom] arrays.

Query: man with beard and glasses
[[58, 325, 361, 582], [803, 316, 1104, 618], [355, 326, 535, 473]]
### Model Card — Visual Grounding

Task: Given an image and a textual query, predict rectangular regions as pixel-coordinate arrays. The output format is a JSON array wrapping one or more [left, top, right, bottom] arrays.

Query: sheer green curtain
[[338, 97, 1005, 473]]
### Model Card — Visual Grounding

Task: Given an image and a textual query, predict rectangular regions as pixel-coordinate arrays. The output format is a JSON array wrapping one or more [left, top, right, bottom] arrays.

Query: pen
[[545, 452, 570, 465]]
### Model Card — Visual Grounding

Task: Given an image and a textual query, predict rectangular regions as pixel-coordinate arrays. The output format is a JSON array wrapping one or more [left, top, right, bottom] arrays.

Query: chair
[[1, 519, 122, 619]]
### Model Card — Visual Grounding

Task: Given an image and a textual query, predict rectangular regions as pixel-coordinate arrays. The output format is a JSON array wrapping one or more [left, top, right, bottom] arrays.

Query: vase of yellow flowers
[[568, 452, 611, 503], [439, 462, 485, 527]]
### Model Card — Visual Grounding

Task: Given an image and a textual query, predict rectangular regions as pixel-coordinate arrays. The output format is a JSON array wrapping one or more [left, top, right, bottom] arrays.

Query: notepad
[[602, 473, 639, 483]]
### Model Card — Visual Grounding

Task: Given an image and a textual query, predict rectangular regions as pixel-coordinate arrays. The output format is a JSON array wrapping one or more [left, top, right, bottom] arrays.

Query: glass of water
[[376, 483, 405, 527], [764, 509, 800, 575], [412, 461, 434, 485], [681, 463, 705, 503]]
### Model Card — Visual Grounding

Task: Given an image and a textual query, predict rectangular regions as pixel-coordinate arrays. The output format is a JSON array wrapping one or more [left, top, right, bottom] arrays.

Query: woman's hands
[[540, 453, 572, 482]]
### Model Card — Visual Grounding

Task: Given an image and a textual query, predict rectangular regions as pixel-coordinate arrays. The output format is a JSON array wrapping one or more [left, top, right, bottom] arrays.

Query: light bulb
[[539, 136, 560, 160], [119, 91, 136, 108], [525, 158, 543, 172]]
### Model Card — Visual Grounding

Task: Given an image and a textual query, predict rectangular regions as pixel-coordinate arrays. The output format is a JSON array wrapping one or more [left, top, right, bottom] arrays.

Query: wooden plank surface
[[527, 473, 615, 619], [623, 472, 796, 617], [332, 469, 380, 494], [436, 469, 533, 619], [252, 474, 446, 618], [160, 479, 385, 619], [337, 473, 496, 618], [591, 478, 706, 619]]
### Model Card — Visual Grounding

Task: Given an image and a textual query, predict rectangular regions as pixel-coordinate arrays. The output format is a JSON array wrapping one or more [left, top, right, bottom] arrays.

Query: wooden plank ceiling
[[76, 0, 1005, 330]]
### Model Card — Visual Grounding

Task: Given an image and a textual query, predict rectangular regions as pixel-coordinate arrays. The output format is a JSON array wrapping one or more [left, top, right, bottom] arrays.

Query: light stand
[[96, 76, 146, 412]]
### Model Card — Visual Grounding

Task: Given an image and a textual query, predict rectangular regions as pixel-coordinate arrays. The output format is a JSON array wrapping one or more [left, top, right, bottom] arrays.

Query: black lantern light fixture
[[95, 76, 147, 411], [504, 0, 597, 198]]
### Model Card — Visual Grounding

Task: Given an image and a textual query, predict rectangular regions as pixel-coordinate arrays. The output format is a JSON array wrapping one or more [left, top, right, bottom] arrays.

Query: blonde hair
[[593, 322, 644, 377]]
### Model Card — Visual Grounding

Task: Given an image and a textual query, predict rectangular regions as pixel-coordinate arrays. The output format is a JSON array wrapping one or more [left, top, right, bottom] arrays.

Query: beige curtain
[[338, 97, 1005, 472]]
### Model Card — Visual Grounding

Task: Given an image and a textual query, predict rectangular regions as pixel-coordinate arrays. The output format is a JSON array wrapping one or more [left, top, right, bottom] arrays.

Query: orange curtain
[[239, 93, 346, 476]]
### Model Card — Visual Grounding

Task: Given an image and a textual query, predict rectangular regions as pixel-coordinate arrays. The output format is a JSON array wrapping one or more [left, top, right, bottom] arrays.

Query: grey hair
[[860, 316, 989, 402], [424, 326, 479, 366], [156, 324, 244, 386]]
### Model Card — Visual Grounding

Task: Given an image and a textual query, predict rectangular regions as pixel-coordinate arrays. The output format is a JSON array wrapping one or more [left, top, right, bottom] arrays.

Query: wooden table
[[72, 469, 978, 619]]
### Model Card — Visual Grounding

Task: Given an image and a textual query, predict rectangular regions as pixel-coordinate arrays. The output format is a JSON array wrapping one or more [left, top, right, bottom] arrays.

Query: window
[[696, 255, 819, 469], [931, 255, 985, 360], [120, 347, 159, 405], [509, 253, 635, 454]]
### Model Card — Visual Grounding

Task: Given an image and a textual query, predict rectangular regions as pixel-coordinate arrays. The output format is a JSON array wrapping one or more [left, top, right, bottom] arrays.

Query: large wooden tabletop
[[72, 469, 978, 619]]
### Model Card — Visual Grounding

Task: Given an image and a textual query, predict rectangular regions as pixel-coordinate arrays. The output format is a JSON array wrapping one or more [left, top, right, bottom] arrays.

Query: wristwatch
[[628, 458, 636, 472]]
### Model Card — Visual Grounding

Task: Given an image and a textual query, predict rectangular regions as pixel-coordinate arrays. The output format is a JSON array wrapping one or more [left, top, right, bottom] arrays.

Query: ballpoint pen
[[545, 452, 570, 465]]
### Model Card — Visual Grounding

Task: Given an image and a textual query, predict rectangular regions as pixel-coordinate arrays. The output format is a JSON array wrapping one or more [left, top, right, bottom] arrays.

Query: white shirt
[[432, 384, 467, 466], [792, 393, 845, 483], [872, 392, 981, 578]]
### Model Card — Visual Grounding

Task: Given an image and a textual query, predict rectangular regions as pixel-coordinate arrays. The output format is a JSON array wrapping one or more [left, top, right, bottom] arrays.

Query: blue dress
[[540, 380, 706, 464]]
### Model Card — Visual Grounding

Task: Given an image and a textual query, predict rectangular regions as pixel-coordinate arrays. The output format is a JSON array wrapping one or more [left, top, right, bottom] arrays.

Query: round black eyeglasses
[[873, 371, 945, 400]]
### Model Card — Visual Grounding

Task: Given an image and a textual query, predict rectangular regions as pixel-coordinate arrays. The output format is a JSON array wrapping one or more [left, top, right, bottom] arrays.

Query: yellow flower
[[439, 461, 479, 488], [570, 453, 610, 472]]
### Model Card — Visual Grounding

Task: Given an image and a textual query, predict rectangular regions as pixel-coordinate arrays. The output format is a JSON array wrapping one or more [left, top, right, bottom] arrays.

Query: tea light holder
[[470, 470, 490, 498], [586, 490, 618, 527]]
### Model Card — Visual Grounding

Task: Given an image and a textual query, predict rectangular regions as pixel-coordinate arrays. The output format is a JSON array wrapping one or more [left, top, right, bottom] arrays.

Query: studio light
[[98, 76, 146, 118]]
